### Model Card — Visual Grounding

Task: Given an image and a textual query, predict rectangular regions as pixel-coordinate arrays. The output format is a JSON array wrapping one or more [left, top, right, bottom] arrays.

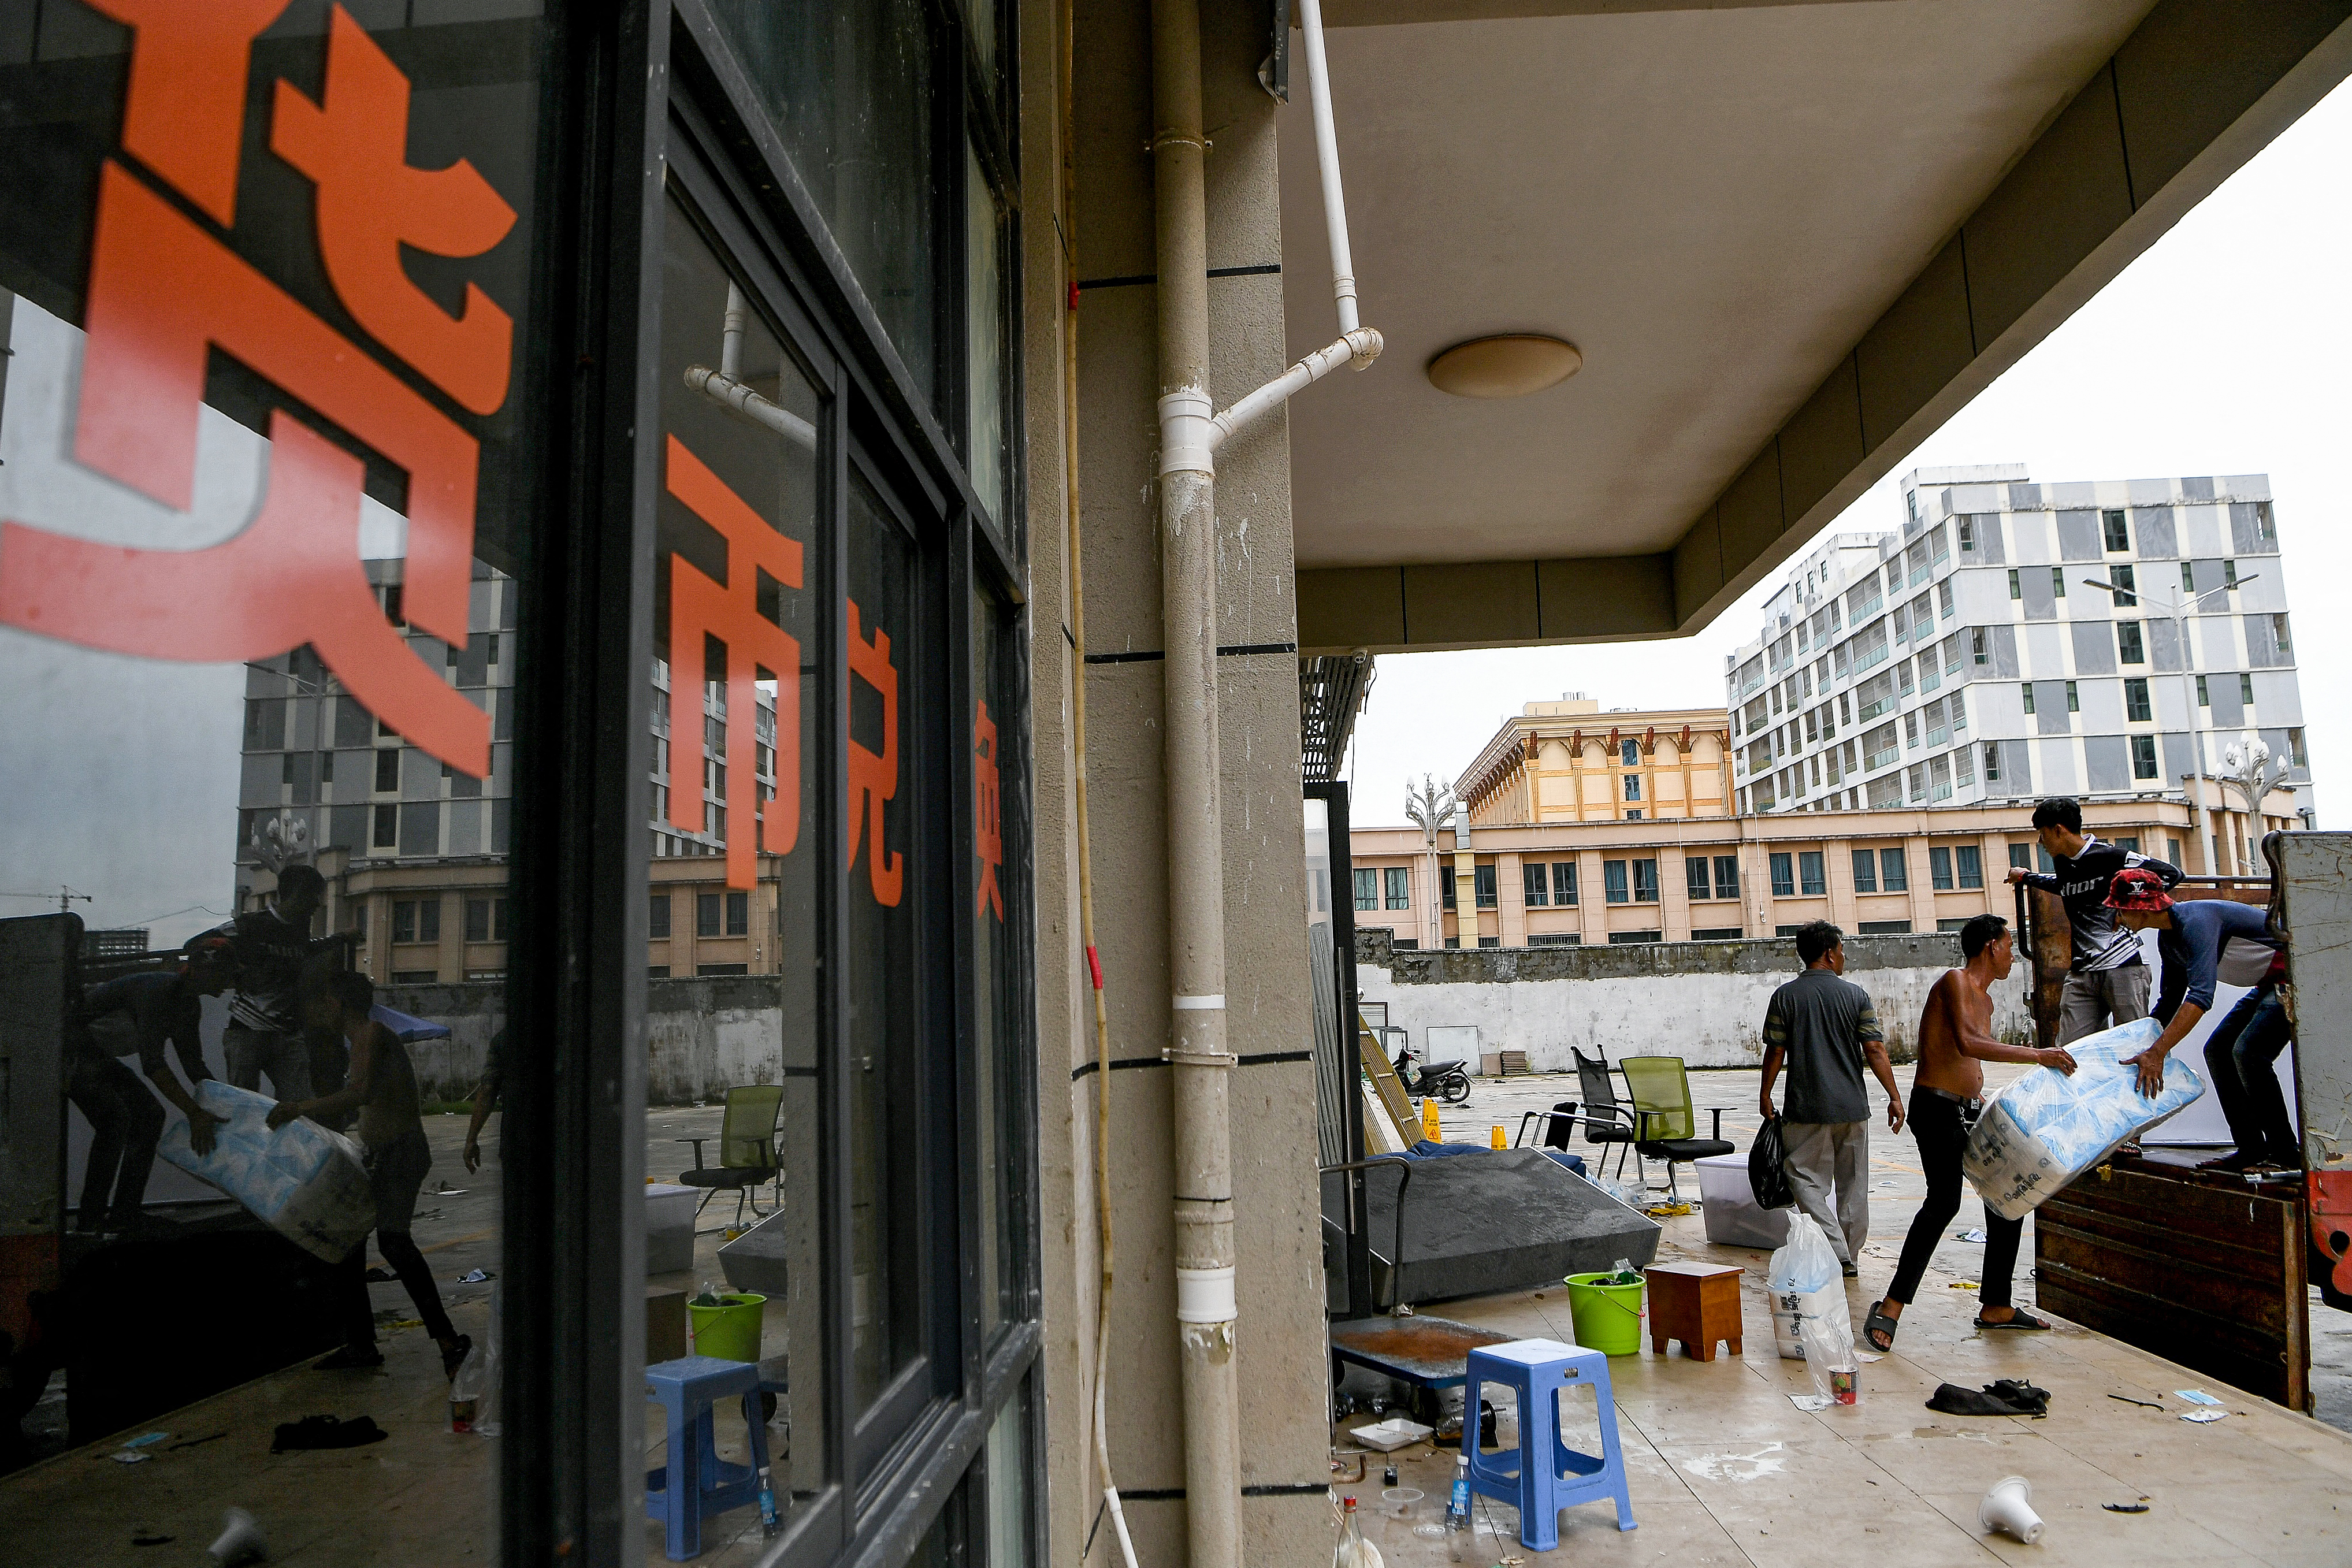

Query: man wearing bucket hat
[[2104, 867, 2291, 1165]]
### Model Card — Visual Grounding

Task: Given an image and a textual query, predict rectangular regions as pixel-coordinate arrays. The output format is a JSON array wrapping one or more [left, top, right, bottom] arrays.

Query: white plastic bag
[[1766, 1209, 1845, 1359], [1963, 1018, 2204, 1221], [157, 1080, 374, 1262]]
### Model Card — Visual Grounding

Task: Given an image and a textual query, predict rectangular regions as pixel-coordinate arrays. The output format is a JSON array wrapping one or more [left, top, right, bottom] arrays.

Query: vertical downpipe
[[1151, 0, 1242, 1561]]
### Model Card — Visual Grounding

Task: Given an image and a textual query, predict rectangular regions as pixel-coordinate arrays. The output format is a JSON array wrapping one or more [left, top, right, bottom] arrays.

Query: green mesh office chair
[[677, 1084, 785, 1228], [1618, 1056, 1732, 1201]]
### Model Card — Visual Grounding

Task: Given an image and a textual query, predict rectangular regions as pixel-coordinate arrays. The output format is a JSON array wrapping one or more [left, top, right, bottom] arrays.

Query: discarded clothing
[[1924, 1380, 2051, 1418], [270, 1414, 389, 1452]]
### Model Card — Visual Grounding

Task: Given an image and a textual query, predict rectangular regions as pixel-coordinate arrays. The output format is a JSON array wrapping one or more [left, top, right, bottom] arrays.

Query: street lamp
[[2081, 573, 2254, 879], [1403, 774, 1456, 951]]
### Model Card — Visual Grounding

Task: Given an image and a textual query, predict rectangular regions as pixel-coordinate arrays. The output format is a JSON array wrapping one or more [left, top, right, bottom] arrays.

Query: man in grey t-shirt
[[1759, 921, 1905, 1273]]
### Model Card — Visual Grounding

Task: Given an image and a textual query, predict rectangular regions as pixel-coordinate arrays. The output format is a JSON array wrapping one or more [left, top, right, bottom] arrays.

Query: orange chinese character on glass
[[847, 601, 903, 908], [974, 700, 1004, 922]]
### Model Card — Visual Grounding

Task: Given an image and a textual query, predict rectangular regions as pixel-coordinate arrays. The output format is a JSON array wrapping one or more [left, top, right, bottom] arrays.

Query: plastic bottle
[[756, 1463, 781, 1536], [1447, 1452, 1470, 1524], [692, 1280, 722, 1307]]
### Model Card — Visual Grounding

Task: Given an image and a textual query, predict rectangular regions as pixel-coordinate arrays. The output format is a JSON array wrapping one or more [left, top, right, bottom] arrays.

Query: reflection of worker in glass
[[271, 965, 471, 1378], [463, 1027, 506, 1174], [217, 864, 348, 1102], [69, 940, 234, 1234]]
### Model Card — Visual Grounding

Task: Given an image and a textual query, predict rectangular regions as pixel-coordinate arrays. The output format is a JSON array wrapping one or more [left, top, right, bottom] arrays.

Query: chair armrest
[[1710, 1108, 1723, 1142], [675, 1136, 708, 1170]]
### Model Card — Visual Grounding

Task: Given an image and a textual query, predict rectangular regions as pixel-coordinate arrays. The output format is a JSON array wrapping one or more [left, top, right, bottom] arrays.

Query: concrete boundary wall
[[1354, 928, 2033, 1069]]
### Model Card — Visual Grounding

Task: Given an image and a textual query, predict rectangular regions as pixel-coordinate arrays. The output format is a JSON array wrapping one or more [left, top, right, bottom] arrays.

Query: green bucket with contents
[[1562, 1273, 1645, 1355], [689, 1292, 767, 1362]]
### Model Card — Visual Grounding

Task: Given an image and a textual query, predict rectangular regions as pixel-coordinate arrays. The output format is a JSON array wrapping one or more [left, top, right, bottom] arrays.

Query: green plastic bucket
[[689, 1292, 767, 1362], [1562, 1273, 1645, 1356]]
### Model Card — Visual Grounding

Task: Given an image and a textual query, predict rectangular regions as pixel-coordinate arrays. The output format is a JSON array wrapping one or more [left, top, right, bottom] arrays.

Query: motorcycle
[[1392, 1045, 1471, 1105]]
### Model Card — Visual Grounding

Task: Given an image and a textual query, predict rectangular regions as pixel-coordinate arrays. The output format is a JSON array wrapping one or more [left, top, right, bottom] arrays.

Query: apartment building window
[[2182, 560, 2197, 595], [1604, 860, 1630, 904], [1625, 808, 1644, 821], [2052, 567, 2067, 599], [2272, 613, 2292, 655], [1953, 844, 1983, 889], [1770, 853, 1795, 897], [1623, 773, 1642, 801], [465, 897, 495, 942], [1799, 851, 1826, 896], [2065, 681, 2079, 714], [1970, 629, 1988, 666], [696, 892, 722, 938], [1386, 868, 1411, 909], [2110, 564, 2137, 606], [1619, 739, 1640, 766], [1442, 874, 1456, 910], [1958, 517, 1976, 552], [1930, 846, 1955, 890], [2117, 621, 2145, 664], [1937, 581, 1955, 620], [1803, 709, 1818, 744], [2224, 558, 2239, 589], [394, 897, 440, 945], [1552, 863, 1579, 905], [1925, 703, 1948, 747], [1837, 693, 1852, 727], [1984, 744, 2002, 783], [374, 747, 402, 792], [1685, 857, 1712, 901], [1955, 745, 1974, 787], [1881, 847, 1909, 891], [2197, 674, 2210, 707], [1353, 868, 1379, 911], [2020, 682, 2035, 715], [2168, 837, 2186, 868], [2102, 508, 2130, 551], [2290, 727, 2308, 767], [1864, 722, 1899, 772], [1474, 864, 1497, 909], [650, 893, 671, 939], [2240, 672, 2255, 704], [1850, 850, 1877, 893], [2009, 843, 2033, 872], [2007, 569, 2021, 600], [2115, 836, 2139, 854], [2125, 678, 2152, 722], [2132, 735, 2160, 780], [1904, 712, 1919, 750], [372, 802, 399, 849]]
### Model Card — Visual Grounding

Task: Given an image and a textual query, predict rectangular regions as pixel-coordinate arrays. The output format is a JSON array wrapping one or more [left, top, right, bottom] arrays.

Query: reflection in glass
[[846, 473, 922, 1411], [966, 144, 1007, 526], [647, 197, 828, 1524], [973, 589, 1019, 1336], [707, 0, 937, 404]]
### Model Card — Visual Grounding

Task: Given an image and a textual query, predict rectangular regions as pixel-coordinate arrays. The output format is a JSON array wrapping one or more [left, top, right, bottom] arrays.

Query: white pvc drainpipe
[[1151, 0, 1379, 1562], [684, 282, 818, 449]]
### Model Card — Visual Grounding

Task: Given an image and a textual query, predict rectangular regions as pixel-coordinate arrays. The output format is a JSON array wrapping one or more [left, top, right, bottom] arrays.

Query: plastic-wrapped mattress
[[1963, 1017, 2204, 1221]]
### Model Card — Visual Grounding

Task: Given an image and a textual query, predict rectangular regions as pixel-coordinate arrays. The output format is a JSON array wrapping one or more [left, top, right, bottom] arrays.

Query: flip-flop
[[1974, 1310, 2052, 1331], [1864, 1304, 1900, 1351]]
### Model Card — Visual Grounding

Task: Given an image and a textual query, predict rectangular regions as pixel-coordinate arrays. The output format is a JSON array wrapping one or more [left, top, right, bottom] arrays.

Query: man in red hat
[[2104, 868, 2293, 1168]]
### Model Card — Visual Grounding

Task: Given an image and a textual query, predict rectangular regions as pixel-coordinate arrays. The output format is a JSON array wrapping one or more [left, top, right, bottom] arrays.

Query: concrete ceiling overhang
[[1282, 0, 2352, 654]]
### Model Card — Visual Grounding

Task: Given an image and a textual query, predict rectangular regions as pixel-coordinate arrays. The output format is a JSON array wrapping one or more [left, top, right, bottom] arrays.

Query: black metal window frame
[[508, 5, 1040, 1565]]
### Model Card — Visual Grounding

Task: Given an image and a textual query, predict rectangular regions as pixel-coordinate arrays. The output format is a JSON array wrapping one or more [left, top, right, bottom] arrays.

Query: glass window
[[650, 891, 671, 938], [2240, 672, 2255, 704], [2197, 674, 2210, 706], [2182, 560, 2197, 595], [2103, 508, 2130, 551], [1354, 867, 1380, 911], [2110, 564, 2137, 605], [1552, 862, 1578, 906], [1385, 867, 1410, 909], [974, 581, 1023, 1340], [2225, 558, 2239, 588], [1685, 856, 1711, 901], [2007, 569, 2021, 600], [965, 143, 1008, 524], [1799, 851, 1825, 896], [2052, 567, 2067, 598], [2021, 683, 2035, 715], [1473, 863, 1497, 908], [2117, 622, 2145, 664], [725, 889, 749, 935], [1632, 859, 1659, 904], [1881, 847, 1909, 892], [1770, 853, 1794, 898], [697, 891, 723, 938], [1603, 860, 1629, 904], [1622, 772, 1641, 801], [2125, 678, 2152, 722], [1956, 845, 1983, 890], [1930, 846, 1954, 890], [708, 0, 939, 404], [1713, 855, 1739, 900], [1851, 849, 1878, 893], [1619, 739, 1639, 766], [1528, 863, 1553, 906], [2065, 681, 2079, 714], [2132, 734, 2160, 779]]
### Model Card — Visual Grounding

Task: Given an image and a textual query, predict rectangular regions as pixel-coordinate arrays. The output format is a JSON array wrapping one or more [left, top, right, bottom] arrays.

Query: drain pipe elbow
[[1159, 386, 1217, 478]]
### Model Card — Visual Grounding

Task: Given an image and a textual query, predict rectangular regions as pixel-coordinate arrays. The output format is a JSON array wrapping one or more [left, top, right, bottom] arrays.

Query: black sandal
[[1864, 1303, 1900, 1351], [1974, 1309, 2051, 1331]]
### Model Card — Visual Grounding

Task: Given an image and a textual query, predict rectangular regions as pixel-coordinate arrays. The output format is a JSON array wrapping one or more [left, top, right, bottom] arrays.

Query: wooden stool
[[1645, 1262, 1743, 1361]]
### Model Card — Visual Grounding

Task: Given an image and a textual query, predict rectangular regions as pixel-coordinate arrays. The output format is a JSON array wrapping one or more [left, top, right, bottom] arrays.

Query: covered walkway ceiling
[[1283, 0, 2352, 653]]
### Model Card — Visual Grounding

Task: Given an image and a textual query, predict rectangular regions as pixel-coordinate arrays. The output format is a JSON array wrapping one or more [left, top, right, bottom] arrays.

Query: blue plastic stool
[[645, 1354, 774, 1560], [1463, 1337, 1636, 1550]]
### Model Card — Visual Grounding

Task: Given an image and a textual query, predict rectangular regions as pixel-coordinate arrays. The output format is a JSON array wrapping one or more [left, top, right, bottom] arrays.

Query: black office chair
[[1567, 1049, 1643, 1181]]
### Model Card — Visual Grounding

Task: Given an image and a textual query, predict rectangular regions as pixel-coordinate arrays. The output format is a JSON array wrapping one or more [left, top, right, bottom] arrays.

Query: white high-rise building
[[1723, 465, 2310, 868]]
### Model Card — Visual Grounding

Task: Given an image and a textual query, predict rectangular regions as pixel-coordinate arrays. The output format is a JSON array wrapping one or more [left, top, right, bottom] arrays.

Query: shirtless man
[[1864, 913, 2076, 1351], [269, 965, 470, 1379]]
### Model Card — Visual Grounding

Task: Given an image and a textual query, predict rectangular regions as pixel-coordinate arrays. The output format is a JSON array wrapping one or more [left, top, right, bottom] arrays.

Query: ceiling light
[[1426, 335, 1582, 399]]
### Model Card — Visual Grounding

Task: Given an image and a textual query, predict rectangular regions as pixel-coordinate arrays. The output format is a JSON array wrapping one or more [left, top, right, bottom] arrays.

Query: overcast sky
[[1348, 76, 2352, 833]]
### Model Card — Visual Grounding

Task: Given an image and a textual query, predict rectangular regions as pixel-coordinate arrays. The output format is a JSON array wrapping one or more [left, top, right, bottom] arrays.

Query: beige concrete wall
[[1027, 0, 1329, 1561]]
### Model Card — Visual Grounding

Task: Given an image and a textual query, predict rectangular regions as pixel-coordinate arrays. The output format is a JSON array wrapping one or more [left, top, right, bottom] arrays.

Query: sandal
[[1974, 1309, 2051, 1331], [1864, 1303, 1900, 1352]]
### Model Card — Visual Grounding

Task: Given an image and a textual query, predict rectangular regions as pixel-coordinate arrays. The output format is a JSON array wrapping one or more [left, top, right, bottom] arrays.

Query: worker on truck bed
[[2005, 797, 2180, 1043], [2104, 867, 2294, 1169]]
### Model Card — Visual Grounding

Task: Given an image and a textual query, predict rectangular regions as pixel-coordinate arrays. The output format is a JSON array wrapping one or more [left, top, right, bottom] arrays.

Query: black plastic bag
[[1749, 1114, 1794, 1210]]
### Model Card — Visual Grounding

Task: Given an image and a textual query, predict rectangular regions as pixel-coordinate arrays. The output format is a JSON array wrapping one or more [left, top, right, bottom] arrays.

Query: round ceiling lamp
[[1425, 334, 1582, 399]]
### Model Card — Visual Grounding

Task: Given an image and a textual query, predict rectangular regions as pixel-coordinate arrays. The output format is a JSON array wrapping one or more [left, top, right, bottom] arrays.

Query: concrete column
[[1660, 845, 1693, 941], [1498, 851, 1527, 946]]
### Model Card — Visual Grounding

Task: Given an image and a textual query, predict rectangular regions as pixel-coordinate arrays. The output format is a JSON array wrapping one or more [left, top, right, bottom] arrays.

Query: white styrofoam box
[[646, 1183, 700, 1275], [1695, 1153, 1793, 1249]]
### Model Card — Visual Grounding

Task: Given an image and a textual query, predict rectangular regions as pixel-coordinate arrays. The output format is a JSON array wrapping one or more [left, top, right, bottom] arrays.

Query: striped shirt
[[2019, 837, 2182, 972]]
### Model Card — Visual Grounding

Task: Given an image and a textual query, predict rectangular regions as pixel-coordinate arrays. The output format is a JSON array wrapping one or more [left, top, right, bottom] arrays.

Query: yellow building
[[1459, 696, 1732, 826]]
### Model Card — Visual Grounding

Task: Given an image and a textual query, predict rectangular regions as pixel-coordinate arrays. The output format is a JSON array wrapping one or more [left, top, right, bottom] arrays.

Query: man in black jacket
[[2005, 797, 2180, 1043]]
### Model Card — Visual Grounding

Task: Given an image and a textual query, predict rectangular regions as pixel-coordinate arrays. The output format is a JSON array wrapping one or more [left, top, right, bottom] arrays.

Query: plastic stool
[[1463, 1337, 1636, 1549], [645, 1354, 773, 1560]]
